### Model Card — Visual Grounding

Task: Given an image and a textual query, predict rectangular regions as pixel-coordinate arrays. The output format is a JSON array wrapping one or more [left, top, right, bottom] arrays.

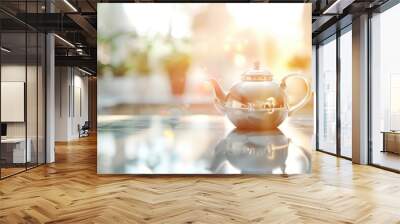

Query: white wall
[[55, 67, 89, 141], [1, 65, 37, 137], [55, 67, 69, 141], [71, 73, 89, 138], [1, 66, 26, 138]]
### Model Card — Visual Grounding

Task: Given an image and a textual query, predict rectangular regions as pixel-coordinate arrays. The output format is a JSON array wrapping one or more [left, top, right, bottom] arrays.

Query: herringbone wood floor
[[1, 134, 400, 223]]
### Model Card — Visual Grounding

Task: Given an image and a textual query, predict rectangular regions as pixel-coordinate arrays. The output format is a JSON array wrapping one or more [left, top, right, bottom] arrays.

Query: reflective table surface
[[98, 115, 311, 174]]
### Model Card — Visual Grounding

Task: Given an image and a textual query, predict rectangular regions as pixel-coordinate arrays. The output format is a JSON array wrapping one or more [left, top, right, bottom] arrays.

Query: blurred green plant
[[128, 42, 152, 76], [162, 39, 192, 95], [98, 32, 152, 77]]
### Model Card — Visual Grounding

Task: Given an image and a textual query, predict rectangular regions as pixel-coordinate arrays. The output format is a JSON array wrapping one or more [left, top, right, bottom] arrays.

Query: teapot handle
[[280, 74, 311, 116]]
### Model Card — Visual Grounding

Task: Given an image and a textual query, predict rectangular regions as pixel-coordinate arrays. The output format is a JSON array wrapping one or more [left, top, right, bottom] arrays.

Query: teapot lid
[[242, 62, 273, 81]]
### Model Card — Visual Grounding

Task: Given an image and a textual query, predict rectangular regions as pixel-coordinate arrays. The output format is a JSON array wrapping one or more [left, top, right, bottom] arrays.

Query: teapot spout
[[209, 79, 226, 104]]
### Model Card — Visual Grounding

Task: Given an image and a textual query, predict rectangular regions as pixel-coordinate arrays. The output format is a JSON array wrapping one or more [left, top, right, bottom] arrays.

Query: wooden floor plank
[[0, 134, 400, 223]]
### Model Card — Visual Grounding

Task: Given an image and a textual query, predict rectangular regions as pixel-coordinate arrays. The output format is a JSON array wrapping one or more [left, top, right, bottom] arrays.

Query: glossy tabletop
[[97, 115, 311, 174]]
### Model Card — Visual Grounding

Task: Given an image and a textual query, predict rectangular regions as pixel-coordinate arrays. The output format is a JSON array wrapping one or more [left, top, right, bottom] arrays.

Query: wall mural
[[97, 3, 313, 174]]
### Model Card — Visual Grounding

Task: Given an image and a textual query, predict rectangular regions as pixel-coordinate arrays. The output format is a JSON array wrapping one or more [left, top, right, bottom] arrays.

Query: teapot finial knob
[[254, 61, 260, 70]]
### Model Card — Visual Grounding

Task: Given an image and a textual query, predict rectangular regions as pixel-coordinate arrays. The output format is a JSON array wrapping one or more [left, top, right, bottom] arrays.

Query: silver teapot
[[210, 63, 311, 130]]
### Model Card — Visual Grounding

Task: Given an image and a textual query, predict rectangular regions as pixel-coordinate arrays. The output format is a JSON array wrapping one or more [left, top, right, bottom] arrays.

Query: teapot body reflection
[[210, 63, 311, 130], [211, 129, 290, 174]]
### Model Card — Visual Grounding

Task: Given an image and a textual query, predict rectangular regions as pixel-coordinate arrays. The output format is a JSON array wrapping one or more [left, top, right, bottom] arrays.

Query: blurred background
[[97, 3, 312, 116], [97, 3, 312, 174]]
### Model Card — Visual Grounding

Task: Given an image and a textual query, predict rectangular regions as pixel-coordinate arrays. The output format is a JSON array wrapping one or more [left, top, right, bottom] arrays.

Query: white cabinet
[[1, 138, 32, 163]]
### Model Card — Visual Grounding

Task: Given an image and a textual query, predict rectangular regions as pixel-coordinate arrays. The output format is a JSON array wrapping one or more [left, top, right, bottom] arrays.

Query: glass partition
[[38, 32, 45, 165], [1, 30, 28, 177], [317, 36, 337, 154], [27, 30, 38, 169], [26, 0, 37, 170], [339, 28, 352, 158], [371, 3, 400, 171], [0, 2, 46, 179]]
